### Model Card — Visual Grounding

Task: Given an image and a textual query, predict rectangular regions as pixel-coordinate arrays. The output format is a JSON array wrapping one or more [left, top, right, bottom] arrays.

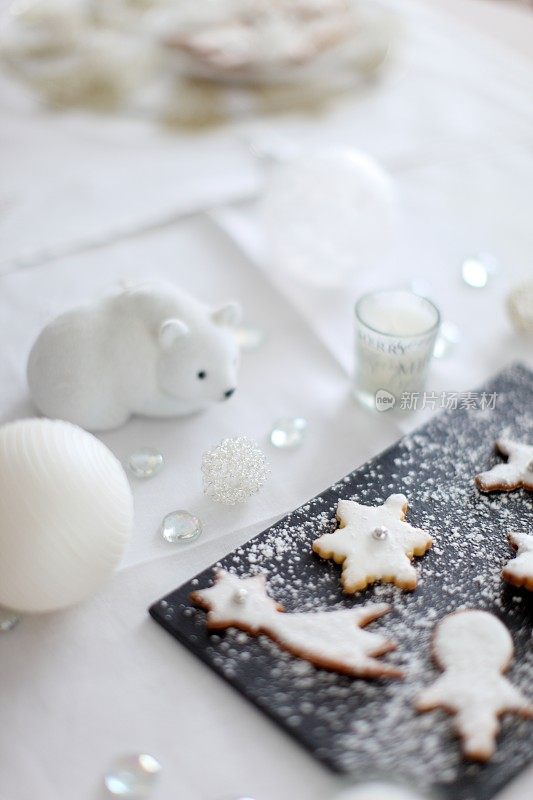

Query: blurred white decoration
[[158, 0, 398, 125], [27, 282, 241, 432], [507, 279, 533, 334], [0, 0, 397, 120], [270, 417, 308, 449], [433, 320, 461, 359], [157, 0, 391, 84], [202, 436, 270, 504], [1, 0, 154, 107], [261, 149, 396, 286], [235, 324, 267, 351], [104, 753, 161, 799], [0, 418, 133, 614], [460, 253, 500, 289]]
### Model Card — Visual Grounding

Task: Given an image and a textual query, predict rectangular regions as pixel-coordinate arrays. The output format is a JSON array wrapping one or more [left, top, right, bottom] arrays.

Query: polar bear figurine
[[27, 282, 242, 431]]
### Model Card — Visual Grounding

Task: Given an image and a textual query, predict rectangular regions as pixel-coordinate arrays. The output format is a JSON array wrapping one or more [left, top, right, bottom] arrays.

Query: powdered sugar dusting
[[150, 364, 533, 800]]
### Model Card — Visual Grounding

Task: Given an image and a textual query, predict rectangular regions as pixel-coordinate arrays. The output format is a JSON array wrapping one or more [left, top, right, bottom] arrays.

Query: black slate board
[[150, 363, 533, 800]]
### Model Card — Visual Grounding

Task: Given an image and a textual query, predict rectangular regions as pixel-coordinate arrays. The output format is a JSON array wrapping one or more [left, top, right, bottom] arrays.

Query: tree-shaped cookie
[[190, 569, 403, 679], [312, 493, 432, 593], [475, 437, 533, 493], [502, 532, 533, 591], [415, 610, 533, 761]]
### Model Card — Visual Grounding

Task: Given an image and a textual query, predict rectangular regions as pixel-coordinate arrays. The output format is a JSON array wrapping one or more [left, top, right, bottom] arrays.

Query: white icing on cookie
[[191, 569, 403, 679], [415, 610, 533, 761], [502, 531, 533, 591], [476, 437, 533, 493], [312, 493, 432, 592]]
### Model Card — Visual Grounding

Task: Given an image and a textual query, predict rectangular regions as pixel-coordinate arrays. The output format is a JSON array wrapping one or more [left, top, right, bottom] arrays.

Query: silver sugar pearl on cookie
[[270, 417, 308, 449], [128, 448, 163, 479], [233, 588, 248, 604], [104, 753, 161, 798], [372, 525, 389, 541], [160, 510, 202, 543]]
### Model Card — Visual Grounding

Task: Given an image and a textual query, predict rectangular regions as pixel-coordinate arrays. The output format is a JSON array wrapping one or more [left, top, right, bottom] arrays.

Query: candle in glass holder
[[354, 289, 440, 411]]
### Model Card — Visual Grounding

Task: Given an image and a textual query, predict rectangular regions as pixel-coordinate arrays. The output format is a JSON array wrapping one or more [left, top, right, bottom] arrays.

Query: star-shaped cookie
[[475, 437, 533, 493], [312, 493, 433, 593], [502, 532, 533, 591]]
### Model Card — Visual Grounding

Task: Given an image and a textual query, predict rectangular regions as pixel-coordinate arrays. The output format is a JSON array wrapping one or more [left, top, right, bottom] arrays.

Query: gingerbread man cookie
[[191, 570, 403, 679], [502, 532, 533, 591], [415, 610, 533, 762], [312, 494, 432, 593], [475, 437, 533, 493]]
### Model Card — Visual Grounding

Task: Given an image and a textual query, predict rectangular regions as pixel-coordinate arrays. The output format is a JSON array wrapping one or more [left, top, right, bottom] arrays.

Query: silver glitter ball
[[202, 436, 270, 505], [104, 753, 161, 798], [128, 448, 163, 479], [461, 253, 499, 288], [270, 417, 308, 449], [235, 325, 267, 351], [160, 510, 202, 544], [372, 525, 389, 541], [233, 588, 248, 604], [0, 608, 20, 632]]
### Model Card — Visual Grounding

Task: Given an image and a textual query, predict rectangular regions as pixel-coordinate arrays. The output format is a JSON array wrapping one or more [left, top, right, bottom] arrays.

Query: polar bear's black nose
[[224, 388, 236, 399]]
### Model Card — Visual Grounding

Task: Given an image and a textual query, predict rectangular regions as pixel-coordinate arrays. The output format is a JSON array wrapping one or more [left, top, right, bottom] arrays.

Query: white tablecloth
[[1, 1, 533, 799]]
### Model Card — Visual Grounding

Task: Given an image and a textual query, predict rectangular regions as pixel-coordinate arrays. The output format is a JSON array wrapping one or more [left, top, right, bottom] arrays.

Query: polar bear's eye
[[197, 370, 207, 380]]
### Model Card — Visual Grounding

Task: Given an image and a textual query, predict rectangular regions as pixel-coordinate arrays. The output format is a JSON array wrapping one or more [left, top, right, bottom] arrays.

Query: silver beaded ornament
[[201, 436, 270, 505]]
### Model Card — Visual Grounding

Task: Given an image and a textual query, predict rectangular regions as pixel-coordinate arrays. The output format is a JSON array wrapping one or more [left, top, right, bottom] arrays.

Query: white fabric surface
[[0, 214, 401, 569], [1, 1, 533, 799]]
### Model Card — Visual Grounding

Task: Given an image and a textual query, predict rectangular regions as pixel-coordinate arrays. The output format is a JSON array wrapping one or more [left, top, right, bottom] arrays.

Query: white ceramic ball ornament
[[0, 418, 134, 614], [261, 149, 396, 287]]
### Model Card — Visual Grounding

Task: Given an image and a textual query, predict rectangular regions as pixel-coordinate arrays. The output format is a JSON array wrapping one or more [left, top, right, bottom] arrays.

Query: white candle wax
[[361, 291, 438, 336]]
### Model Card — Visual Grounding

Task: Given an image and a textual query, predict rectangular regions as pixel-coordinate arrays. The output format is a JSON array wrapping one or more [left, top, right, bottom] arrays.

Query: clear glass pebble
[[160, 510, 202, 544], [433, 320, 461, 359], [128, 448, 163, 479], [104, 753, 161, 798], [0, 608, 20, 632], [235, 325, 267, 351], [461, 253, 499, 288], [270, 417, 308, 449]]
